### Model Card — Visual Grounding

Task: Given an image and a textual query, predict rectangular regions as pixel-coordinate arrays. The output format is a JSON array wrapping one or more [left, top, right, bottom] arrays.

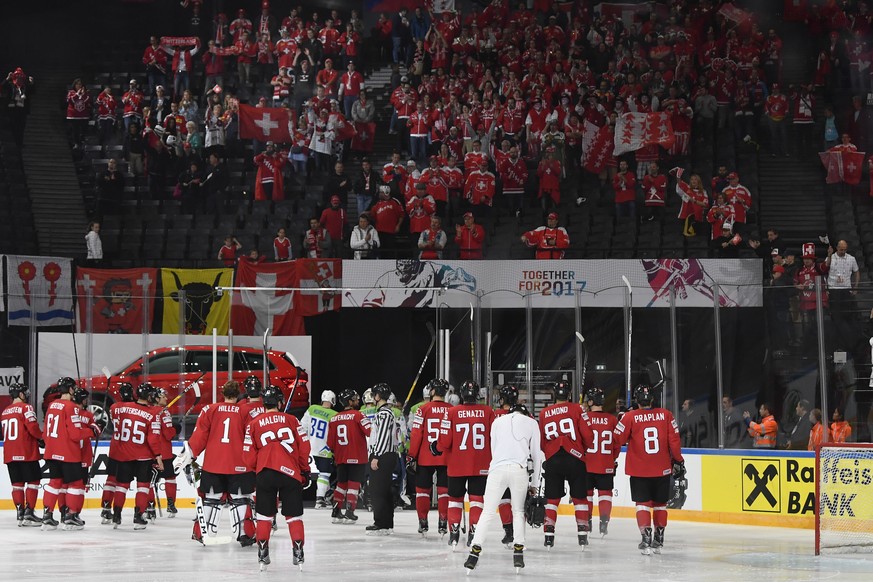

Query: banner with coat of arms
[[75, 268, 158, 333], [160, 268, 233, 334], [5, 255, 75, 326]]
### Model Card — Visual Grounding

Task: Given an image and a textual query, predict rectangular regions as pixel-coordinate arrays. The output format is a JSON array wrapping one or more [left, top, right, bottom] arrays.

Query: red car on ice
[[42, 345, 309, 430]]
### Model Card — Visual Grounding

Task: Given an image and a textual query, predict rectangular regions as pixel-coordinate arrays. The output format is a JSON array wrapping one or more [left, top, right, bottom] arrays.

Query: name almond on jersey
[[543, 405, 569, 418]]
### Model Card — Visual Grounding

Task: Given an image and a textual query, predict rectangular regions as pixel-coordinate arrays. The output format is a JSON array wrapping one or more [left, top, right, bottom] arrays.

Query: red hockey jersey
[[538, 402, 594, 461], [409, 401, 451, 467], [243, 411, 311, 481], [1, 402, 43, 463], [437, 404, 495, 477], [327, 410, 371, 465], [584, 411, 619, 474], [110, 402, 162, 462], [44, 399, 91, 463], [189, 402, 249, 474], [614, 407, 683, 478]]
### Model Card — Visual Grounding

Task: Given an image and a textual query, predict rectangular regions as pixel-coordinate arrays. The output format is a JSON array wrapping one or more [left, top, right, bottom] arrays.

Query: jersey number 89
[[544, 418, 577, 442]]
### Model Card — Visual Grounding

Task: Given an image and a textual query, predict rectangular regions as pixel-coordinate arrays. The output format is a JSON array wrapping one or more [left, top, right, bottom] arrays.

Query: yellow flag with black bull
[[161, 268, 233, 334]]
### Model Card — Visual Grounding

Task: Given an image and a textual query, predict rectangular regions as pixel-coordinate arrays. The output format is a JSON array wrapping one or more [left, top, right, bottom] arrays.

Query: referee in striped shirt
[[366, 383, 399, 535]]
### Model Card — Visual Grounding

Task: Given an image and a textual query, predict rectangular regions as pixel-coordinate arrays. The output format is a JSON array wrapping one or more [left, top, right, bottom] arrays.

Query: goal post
[[815, 443, 873, 555]]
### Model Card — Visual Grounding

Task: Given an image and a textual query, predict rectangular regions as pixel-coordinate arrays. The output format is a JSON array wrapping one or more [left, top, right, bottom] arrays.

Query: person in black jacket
[[202, 152, 228, 215], [354, 158, 381, 216], [323, 161, 353, 208], [711, 222, 740, 258], [179, 159, 205, 214]]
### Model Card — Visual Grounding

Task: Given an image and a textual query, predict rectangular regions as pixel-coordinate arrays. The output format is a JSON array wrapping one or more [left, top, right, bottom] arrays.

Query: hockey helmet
[[371, 382, 393, 402], [634, 384, 655, 406], [498, 384, 519, 407], [459, 380, 479, 404], [243, 375, 263, 398], [72, 388, 89, 406], [387, 393, 398, 406], [362, 388, 374, 405], [553, 380, 572, 402], [57, 377, 77, 393], [427, 378, 449, 398], [337, 388, 359, 409], [321, 390, 337, 406], [8, 383, 30, 401], [446, 393, 460, 406], [262, 385, 284, 409], [586, 387, 605, 407], [118, 382, 135, 402], [136, 382, 156, 402], [509, 402, 531, 417]]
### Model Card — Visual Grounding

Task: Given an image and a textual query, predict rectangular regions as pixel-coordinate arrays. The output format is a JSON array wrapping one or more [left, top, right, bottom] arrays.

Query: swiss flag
[[820, 150, 866, 185], [232, 260, 304, 336], [239, 103, 293, 143], [333, 116, 357, 142], [295, 259, 342, 316], [614, 112, 676, 156], [351, 121, 376, 152]]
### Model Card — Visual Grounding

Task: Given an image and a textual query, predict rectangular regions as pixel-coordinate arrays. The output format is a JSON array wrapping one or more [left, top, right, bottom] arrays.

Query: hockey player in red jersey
[[584, 387, 619, 537], [613, 384, 685, 555], [178, 380, 256, 546], [42, 377, 98, 531], [408, 378, 451, 536], [238, 376, 265, 532], [146, 388, 179, 519], [2, 383, 44, 526], [327, 389, 371, 525], [101, 382, 135, 524], [538, 381, 595, 549], [61, 388, 101, 524], [243, 385, 312, 571], [493, 384, 519, 545], [434, 380, 495, 548], [109, 383, 164, 530]]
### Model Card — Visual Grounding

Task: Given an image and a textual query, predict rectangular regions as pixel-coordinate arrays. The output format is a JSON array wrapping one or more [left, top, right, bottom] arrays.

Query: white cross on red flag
[[613, 112, 676, 156], [238, 103, 293, 142], [819, 150, 866, 185]]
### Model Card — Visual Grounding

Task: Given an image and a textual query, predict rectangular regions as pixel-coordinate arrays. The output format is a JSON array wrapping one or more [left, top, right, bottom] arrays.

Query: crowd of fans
[[53, 1, 873, 269]]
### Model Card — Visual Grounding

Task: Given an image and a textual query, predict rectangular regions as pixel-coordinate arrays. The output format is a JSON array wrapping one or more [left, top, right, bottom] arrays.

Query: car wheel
[[89, 395, 114, 438]]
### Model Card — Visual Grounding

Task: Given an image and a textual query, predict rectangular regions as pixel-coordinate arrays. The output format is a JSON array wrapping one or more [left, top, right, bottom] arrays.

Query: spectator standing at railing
[[722, 396, 745, 449], [521, 212, 569, 260], [85, 222, 103, 267], [454, 212, 484, 260], [743, 403, 778, 449], [350, 214, 380, 260], [807, 409, 824, 451], [142, 36, 168, 96], [786, 400, 812, 450], [829, 408, 852, 443], [825, 240, 860, 336], [795, 243, 829, 355], [65, 78, 91, 148]]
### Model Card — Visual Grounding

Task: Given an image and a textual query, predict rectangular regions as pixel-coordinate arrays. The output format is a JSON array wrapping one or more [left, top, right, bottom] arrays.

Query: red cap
[[463, 212, 474, 219], [772, 265, 785, 274], [547, 212, 558, 220], [330, 195, 341, 204], [727, 172, 739, 180], [262, 1, 270, 9]]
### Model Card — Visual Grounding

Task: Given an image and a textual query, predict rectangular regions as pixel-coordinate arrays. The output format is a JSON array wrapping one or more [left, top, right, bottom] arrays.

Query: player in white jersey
[[302, 391, 338, 508]]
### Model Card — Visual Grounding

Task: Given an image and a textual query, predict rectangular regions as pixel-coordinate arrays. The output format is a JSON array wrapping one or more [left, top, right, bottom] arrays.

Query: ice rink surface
[[3, 507, 871, 581]]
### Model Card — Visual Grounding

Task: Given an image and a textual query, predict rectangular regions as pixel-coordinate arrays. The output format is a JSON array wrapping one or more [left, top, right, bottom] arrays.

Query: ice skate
[[41, 510, 59, 531], [100, 502, 113, 525], [238, 534, 256, 547], [133, 510, 148, 530], [639, 527, 652, 555], [292, 540, 305, 570], [343, 507, 359, 525], [418, 518, 429, 537], [599, 519, 609, 537], [257, 540, 270, 571], [146, 501, 157, 523], [112, 508, 122, 529], [652, 527, 664, 554], [63, 512, 85, 531], [544, 525, 555, 548], [501, 524, 514, 548], [448, 524, 460, 548], [438, 518, 448, 536], [331, 502, 344, 524], [21, 507, 43, 527], [513, 544, 525, 573], [578, 525, 589, 549], [166, 500, 178, 518], [314, 498, 328, 510], [15, 504, 24, 526], [466, 524, 476, 548], [464, 544, 481, 572]]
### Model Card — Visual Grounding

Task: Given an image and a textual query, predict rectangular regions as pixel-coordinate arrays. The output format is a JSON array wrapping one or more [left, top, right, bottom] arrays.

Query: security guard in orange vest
[[743, 403, 778, 449]]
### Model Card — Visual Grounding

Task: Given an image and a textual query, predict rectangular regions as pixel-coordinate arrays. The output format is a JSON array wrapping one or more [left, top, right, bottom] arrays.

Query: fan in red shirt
[[371, 185, 405, 255], [613, 384, 685, 555], [320, 195, 348, 257], [642, 162, 667, 222], [327, 389, 371, 524], [42, 377, 99, 531], [243, 385, 311, 571], [537, 150, 562, 210], [464, 160, 495, 220], [420, 155, 449, 217], [407, 183, 436, 235], [254, 142, 287, 201], [613, 160, 637, 218], [498, 145, 528, 218], [521, 212, 570, 259], [455, 212, 485, 259], [408, 379, 452, 536], [538, 381, 595, 549], [180, 381, 256, 546], [583, 387, 619, 537], [433, 380, 494, 548], [273, 227, 293, 261], [2, 383, 44, 526], [109, 383, 164, 530]]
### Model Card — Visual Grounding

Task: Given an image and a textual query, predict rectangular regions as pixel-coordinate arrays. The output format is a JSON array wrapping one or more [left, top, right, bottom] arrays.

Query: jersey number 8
[[643, 426, 660, 454], [544, 418, 577, 442]]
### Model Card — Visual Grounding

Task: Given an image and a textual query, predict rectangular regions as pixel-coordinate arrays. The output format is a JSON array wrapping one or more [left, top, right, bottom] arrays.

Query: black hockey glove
[[672, 461, 686, 479], [429, 441, 442, 457], [405, 455, 417, 473], [37, 439, 46, 449]]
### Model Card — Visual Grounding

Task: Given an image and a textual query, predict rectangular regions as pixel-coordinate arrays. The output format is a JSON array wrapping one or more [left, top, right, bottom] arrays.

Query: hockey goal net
[[816, 443, 873, 555]]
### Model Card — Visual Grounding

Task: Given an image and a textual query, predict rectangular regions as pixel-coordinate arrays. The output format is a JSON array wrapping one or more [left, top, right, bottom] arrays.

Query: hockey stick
[[469, 303, 475, 381], [344, 291, 361, 307], [283, 352, 305, 414], [167, 373, 206, 409], [575, 332, 588, 400], [151, 465, 163, 518], [403, 321, 437, 410], [621, 276, 633, 406]]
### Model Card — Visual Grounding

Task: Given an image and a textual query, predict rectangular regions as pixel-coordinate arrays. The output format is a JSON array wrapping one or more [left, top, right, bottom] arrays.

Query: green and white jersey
[[302, 404, 338, 458]]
